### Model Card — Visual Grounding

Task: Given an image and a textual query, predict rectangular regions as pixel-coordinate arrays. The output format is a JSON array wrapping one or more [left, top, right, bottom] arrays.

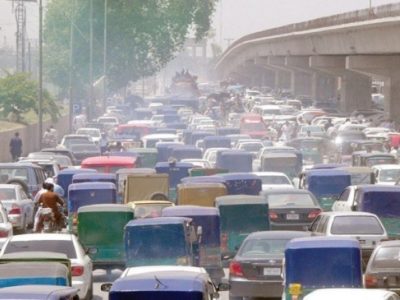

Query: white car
[[120, 265, 208, 278], [304, 288, 399, 300], [253, 172, 294, 191], [0, 184, 34, 232], [76, 128, 102, 144], [0, 202, 12, 249], [372, 164, 400, 185], [202, 147, 230, 168], [0, 234, 93, 300]]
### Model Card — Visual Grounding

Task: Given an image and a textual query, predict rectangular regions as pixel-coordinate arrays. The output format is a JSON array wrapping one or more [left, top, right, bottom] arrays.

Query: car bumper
[[270, 221, 311, 231], [230, 277, 283, 298], [8, 215, 22, 228], [72, 278, 89, 299]]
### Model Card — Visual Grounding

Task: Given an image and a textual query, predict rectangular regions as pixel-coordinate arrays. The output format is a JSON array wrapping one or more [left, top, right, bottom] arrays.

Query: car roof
[[319, 211, 378, 217], [0, 285, 78, 298], [162, 206, 219, 217], [9, 233, 73, 242], [260, 188, 312, 195]]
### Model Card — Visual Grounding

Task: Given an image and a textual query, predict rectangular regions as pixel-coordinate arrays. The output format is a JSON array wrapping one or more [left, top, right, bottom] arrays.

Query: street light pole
[[103, 0, 107, 113], [88, 0, 94, 121], [38, 0, 43, 148], [68, 0, 75, 133]]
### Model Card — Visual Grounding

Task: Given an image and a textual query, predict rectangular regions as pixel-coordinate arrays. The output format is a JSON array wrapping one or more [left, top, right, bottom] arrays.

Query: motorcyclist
[[34, 182, 66, 232]]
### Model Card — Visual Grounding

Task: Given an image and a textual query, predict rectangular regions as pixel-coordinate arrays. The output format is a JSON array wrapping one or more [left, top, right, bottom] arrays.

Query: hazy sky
[[0, 0, 398, 49]]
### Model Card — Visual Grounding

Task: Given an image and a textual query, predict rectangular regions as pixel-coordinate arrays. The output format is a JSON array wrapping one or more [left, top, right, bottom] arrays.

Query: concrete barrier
[[0, 114, 70, 162]]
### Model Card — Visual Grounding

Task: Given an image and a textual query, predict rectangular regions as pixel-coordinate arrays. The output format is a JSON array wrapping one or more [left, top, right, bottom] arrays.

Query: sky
[[0, 0, 398, 49]]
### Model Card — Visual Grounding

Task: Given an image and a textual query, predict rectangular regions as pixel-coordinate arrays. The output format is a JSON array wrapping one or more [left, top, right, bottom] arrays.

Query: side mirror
[[85, 247, 98, 255], [101, 283, 112, 292], [197, 226, 203, 237]]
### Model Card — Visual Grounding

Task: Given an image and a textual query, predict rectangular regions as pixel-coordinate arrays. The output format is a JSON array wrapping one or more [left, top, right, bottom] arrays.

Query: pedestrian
[[9, 132, 22, 162]]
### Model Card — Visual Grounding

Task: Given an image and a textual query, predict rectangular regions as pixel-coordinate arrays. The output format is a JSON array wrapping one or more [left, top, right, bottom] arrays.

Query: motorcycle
[[35, 205, 66, 233]]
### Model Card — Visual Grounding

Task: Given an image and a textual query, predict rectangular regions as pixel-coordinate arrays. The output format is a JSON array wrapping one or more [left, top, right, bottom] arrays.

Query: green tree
[[44, 0, 217, 95], [0, 73, 61, 124]]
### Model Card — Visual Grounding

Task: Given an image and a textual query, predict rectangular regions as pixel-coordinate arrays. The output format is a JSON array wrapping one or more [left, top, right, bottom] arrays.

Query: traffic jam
[[0, 86, 399, 300]]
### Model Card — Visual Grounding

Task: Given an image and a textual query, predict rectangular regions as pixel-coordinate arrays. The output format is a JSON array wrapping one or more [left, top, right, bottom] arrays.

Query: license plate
[[286, 214, 299, 220], [263, 268, 281, 276]]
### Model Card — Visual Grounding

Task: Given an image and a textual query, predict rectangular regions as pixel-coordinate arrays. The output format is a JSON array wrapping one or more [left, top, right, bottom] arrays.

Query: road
[[93, 269, 230, 300]]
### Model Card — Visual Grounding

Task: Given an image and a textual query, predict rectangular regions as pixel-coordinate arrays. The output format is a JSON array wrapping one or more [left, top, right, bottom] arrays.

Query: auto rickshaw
[[156, 142, 184, 163], [354, 185, 400, 238], [216, 150, 253, 173], [104, 268, 222, 300], [123, 174, 169, 203], [127, 148, 158, 168], [81, 156, 137, 173], [116, 168, 156, 202], [337, 166, 376, 185], [190, 131, 214, 145], [124, 217, 199, 267], [189, 168, 228, 177], [68, 182, 117, 231], [353, 152, 397, 167], [215, 195, 270, 261], [170, 146, 203, 161], [299, 169, 351, 211], [286, 137, 328, 165], [72, 173, 117, 185], [162, 206, 224, 284], [0, 252, 71, 288], [177, 182, 227, 207], [261, 152, 301, 179], [155, 161, 194, 201], [77, 204, 133, 270], [284, 237, 362, 300], [56, 168, 97, 199], [128, 200, 174, 219], [203, 136, 231, 150]]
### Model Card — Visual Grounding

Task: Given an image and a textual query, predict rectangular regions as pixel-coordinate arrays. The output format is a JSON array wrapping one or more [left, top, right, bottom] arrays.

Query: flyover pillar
[[346, 55, 400, 121], [254, 57, 291, 90], [310, 56, 371, 112]]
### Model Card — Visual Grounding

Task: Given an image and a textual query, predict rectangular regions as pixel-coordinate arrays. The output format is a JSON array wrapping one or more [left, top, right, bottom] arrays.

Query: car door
[[309, 215, 322, 235]]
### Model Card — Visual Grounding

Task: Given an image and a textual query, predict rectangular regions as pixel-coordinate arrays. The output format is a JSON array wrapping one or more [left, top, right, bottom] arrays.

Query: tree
[[44, 0, 217, 95], [0, 73, 61, 123]]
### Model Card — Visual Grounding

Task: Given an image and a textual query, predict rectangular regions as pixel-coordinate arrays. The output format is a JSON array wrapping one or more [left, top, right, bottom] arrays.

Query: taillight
[[229, 261, 244, 277], [221, 233, 228, 252], [307, 210, 321, 219], [9, 205, 21, 215], [269, 211, 278, 220], [71, 265, 84, 276], [365, 274, 378, 288], [0, 230, 9, 238]]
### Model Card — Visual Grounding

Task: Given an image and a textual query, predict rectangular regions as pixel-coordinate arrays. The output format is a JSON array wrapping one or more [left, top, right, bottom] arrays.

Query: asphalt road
[[93, 268, 230, 300]]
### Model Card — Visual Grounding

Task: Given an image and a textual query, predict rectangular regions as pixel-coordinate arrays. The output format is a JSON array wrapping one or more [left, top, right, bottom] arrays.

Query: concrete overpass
[[216, 3, 400, 120]]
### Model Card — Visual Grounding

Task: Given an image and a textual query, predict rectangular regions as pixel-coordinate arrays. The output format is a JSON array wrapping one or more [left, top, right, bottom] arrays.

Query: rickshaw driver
[[34, 182, 66, 231]]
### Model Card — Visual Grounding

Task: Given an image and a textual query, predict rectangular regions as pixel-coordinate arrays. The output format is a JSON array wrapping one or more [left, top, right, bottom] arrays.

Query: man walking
[[9, 132, 22, 162]]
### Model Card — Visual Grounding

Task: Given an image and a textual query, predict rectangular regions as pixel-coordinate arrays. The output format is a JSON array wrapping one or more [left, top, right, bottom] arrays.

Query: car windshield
[[371, 246, 400, 269], [0, 168, 28, 184], [3, 240, 77, 258], [70, 144, 99, 152], [64, 138, 91, 148], [379, 169, 400, 182], [260, 176, 290, 185], [301, 126, 323, 133], [77, 129, 100, 137], [0, 188, 16, 200], [240, 238, 289, 257], [331, 216, 384, 235], [267, 194, 316, 208]]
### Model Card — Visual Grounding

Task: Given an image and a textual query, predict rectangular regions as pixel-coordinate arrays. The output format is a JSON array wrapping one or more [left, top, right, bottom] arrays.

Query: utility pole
[[88, 0, 94, 121], [68, 0, 76, 133], [14, 0, 27, 71], [38, 0, 43, 148], [103, 0, 108, 113]]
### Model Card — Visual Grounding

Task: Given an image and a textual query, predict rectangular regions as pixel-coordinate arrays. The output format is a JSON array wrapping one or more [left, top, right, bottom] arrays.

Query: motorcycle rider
[[34, 182, 65, 232]]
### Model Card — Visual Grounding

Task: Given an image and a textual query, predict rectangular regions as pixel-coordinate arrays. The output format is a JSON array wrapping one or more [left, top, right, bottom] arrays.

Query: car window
[[260, 176, 291, 185], [338, 189, 350, 201], [0, 188, 16, 201], [3, 240, 77, 258], [239, 238, 290, 257], [0, 168, 28, 184], [331, 216, 384, 235], [309, 216, 321, 232], [267, 193, 317, 208], [317, 216, 329, 233], [371, 246, 400, 269]]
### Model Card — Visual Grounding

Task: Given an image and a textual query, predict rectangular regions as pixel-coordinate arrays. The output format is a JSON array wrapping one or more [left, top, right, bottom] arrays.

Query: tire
[[84, 279, 93, 300], [6, 179, 29, 196]]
